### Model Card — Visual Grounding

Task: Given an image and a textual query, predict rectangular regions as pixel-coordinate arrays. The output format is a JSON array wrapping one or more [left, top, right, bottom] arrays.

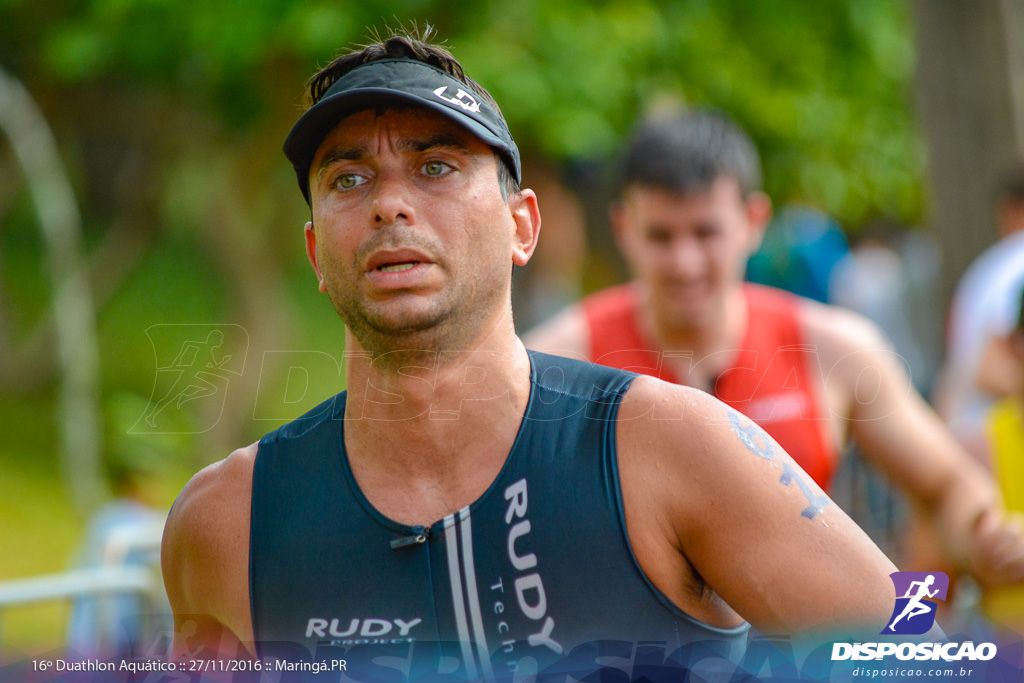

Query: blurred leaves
[[0, 0, 923, 476], [1, 0, 920, 226]]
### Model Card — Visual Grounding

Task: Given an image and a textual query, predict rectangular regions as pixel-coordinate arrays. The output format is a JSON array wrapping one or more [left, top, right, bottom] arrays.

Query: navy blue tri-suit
[[250, 352, 750, 682]]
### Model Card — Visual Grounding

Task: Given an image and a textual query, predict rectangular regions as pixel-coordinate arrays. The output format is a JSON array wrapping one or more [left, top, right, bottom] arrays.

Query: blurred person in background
[[935, 162, 1024, 460], [829, 218, 942, 397], [66, 450, 168, 658], [975, 284, 1024, 632], [526, 108, 1024, 595]]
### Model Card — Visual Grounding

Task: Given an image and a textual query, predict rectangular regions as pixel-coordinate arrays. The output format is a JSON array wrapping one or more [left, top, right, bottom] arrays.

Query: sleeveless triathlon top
[[582, 283, 838, 489], [250, 352, 749, 681]]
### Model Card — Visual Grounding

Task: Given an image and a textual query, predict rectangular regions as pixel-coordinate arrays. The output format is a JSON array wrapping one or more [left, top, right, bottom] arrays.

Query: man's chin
[[342, 308, 461, 355], [360, 319, 443, 345], [659, 298, 716, 327]]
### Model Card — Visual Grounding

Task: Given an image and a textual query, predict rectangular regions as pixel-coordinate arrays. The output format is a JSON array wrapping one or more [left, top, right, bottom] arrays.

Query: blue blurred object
[[746, 205, 849, 303], [65, 499, 168, 658]]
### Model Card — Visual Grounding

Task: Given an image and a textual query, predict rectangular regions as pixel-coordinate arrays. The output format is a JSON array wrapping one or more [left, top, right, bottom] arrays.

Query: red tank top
[[581, 282, 839, 489]]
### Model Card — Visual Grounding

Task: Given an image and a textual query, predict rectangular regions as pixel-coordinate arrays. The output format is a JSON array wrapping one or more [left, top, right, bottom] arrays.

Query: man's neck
[[640, 285, 748, 389], [340, 321, 532, 520]]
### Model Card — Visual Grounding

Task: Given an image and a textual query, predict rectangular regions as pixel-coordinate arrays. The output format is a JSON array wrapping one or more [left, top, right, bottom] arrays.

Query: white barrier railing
[[0, 566, 156, 607], [0, 519, 170, 657]]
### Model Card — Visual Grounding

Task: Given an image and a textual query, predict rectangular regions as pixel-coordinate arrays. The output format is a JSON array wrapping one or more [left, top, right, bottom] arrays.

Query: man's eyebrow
[[314, 133, 478, 183], [398, 134, 473, 154], [316, 147, 367, 178]]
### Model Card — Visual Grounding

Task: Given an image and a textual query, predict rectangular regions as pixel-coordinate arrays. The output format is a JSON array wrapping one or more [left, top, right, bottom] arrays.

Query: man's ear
[[744, 191, 773, 252], [510, 189, 541, 266], [304, 221, 327, 293]]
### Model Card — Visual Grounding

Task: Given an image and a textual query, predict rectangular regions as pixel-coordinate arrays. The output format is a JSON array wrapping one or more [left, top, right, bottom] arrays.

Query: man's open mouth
[[377, 261, 420, 273]]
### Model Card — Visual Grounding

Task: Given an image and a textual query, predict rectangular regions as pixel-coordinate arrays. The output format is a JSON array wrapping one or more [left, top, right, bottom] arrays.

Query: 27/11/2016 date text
[[189, 658, 348, 673]]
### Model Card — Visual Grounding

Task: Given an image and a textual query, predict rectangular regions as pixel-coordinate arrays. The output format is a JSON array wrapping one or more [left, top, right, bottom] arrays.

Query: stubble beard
[[326, 263, 509, 372], [316, 221, 512, 370]]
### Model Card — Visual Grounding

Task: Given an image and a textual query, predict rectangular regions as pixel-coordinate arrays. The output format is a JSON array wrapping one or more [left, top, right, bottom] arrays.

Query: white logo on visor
[[433, 86, 481, 113]]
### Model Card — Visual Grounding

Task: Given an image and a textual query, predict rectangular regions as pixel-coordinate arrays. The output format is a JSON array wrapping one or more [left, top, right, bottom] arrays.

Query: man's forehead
[[314, 106, 488, 158], [284, 59, 521, 202]]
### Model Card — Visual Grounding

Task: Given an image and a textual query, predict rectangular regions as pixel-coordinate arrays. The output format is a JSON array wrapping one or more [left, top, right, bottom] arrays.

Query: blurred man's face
[[615, 177, 767, 331]]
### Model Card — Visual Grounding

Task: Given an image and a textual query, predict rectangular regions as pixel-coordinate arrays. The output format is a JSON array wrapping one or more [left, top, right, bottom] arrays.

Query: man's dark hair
[[307, 27, 520, 199], [618, 109, 762, 198]]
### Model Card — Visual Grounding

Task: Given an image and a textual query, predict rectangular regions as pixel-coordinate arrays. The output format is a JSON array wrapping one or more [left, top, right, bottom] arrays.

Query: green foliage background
[[0, 0, 921, 654]]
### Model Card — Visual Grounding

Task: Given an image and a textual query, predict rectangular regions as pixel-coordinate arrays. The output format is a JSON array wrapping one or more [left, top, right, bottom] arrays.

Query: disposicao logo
[[831, 570, 998, 663], [881, 571, 948, 636]]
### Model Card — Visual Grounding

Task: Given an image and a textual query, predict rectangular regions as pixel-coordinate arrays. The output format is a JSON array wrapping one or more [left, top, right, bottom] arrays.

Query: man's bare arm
[[161, 444, 257, 657], [618, 378, 896, 637], [807, 305, 1024, 587]]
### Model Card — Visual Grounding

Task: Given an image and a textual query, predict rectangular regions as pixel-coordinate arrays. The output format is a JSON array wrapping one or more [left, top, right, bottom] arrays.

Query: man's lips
[[363, 249, 436, 290], [364, 249, 433, 272]]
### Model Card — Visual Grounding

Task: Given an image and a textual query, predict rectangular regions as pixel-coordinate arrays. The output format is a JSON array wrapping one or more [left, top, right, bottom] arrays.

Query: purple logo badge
[[881, 572, 949, 635]]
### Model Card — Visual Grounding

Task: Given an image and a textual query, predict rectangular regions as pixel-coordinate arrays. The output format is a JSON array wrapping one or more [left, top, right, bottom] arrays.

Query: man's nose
[[665, 238, 703, 277], [372, 170, 414, 226]]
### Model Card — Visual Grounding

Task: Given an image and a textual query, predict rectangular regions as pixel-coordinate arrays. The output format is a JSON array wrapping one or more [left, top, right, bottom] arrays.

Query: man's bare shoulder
[[798, 299, 916, 402], [166, 443, 258, 535], [162, 442, 258, 649], [617, 374, 720, 436], [798, 298, 893, 357], [615, 376, 739, 488], [521, 304, 589, 359]]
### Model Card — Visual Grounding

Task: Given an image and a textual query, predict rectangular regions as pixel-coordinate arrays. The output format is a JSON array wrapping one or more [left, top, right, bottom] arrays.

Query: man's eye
[[423, 161, 451, 176], [335, 174, 365, 190]]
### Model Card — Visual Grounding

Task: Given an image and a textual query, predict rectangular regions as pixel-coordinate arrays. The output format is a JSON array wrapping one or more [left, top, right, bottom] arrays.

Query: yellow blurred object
[[982, 396, 1024, 629]]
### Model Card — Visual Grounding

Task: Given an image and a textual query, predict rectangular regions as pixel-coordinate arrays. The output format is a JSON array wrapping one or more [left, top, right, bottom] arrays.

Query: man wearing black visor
[[162, 28, 911, 680]]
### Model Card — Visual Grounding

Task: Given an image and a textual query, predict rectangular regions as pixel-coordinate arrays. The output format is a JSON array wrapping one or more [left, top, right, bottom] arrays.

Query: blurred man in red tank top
[[526, 109, 1024, 590]]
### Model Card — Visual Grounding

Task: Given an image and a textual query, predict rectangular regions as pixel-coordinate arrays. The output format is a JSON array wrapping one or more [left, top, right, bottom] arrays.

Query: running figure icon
[[132, 324, 249, 435], [888, 574, 940, 631], [142, 330, 232, 427]]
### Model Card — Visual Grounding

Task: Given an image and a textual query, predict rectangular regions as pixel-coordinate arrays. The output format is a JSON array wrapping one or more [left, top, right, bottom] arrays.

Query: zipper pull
[[390, 527, 429, 550]]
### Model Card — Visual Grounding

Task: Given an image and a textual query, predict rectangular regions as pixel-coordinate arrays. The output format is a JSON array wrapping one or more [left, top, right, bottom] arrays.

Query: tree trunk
[[0, 65, 107, 512], [911, 0, 1024, 309]]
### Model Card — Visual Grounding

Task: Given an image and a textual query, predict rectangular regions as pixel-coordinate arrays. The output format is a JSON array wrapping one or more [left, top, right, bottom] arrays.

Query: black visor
[[284, 58, 521, 204]]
